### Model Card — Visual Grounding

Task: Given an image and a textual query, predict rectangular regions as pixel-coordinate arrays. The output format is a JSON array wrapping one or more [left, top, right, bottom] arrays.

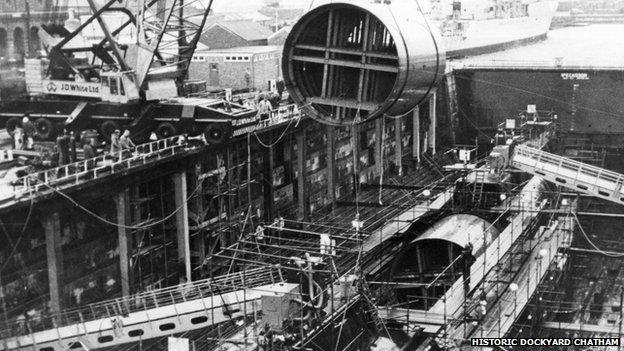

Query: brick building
[[199, 20, 274, 50], [189, 45, 282, 90], [0, 0, 69, 62]]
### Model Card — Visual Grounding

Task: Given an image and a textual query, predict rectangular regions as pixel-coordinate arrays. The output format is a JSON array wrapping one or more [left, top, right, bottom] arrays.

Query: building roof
[[210, 20, 274, 42], [258, 7, 305, 21], [268, 25, 292, 45], [195, 45, 283, 56]]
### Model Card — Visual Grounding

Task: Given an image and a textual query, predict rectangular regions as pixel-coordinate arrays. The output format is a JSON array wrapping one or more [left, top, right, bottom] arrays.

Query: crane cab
[[100, 71, 140, 103]]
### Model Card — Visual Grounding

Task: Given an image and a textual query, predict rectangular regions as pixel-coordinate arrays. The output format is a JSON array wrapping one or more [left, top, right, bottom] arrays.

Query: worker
[[244, 68, 251, 89], [83, 138, 96, 159], [257, 95, 273, 121], [253, 224, 265, 241], [461, 242, 475, 298], [22, 116, 36, 150], [320, 233, 336, 256], [56, 129, 70, 166], [119, 130, 136, 149], [13, 125, 24, 150], [83, 138, 97, 171], [110, 129, 121, 154], [68, 131, 77, 163], [268, 91, 280, 110]]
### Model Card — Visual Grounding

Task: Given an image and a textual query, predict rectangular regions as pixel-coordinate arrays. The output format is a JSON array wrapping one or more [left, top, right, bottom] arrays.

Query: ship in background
[[424, 0, 560, 57], [302, 0, 559, 58]]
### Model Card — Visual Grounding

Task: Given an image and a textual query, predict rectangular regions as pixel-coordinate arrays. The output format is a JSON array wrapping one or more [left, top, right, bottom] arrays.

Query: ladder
[[472, 169, 486, 205], [359, 278, 388, 337], [512, 145, 624, 206]]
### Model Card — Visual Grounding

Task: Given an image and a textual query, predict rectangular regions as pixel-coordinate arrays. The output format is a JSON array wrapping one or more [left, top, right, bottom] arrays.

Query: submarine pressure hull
[[282, 0, 446, 125]]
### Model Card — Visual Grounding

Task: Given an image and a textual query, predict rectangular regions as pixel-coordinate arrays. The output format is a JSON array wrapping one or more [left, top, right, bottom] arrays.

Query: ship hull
[[440, 0, 559, 58]]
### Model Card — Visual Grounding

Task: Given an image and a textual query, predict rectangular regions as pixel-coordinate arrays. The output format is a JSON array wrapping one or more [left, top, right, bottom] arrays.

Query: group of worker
[[109, 129, 136, 154], [55, 130, 79, 166], [12, 117, 36, 150]]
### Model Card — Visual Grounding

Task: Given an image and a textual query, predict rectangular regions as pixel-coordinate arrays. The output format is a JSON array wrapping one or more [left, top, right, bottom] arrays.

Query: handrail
[[514, 145, 624, 189], [232, 103, 302, 137], [2, 266, 280, 337], [11, 135, 191, 198]]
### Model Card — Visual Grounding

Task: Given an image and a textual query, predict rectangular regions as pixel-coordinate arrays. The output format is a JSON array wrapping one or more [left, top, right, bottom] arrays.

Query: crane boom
[[135, 0, 215, 95], [39, 0, 216, 101]]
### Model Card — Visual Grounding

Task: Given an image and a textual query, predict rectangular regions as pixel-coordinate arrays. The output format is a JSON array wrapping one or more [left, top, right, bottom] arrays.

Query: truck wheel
[[5, 117, 22, 136], [34, 118, 55, 140], [204, 123, 232, 145], [155, 122, 178, 139], [100, 121, 121, 140]]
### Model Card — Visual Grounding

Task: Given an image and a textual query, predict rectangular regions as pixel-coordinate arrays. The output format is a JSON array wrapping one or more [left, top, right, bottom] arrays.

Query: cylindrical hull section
[[282, 0, 445, 125], [390, 214, 498, 282]]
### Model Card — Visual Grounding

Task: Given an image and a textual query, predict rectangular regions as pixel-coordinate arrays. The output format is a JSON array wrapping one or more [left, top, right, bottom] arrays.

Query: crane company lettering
[[561, 73, 589, 80], [42, 80, 101, 98]]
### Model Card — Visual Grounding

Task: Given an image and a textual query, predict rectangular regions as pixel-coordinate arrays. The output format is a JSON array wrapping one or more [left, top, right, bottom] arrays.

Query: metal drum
[[282, 0, 445, 125]]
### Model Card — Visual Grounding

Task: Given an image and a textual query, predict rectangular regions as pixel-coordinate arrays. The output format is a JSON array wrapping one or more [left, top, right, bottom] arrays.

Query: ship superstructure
[[431, 0, 560, 57]]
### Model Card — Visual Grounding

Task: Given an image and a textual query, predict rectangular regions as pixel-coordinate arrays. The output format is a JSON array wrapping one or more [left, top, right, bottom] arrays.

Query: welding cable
[[573, 213, 624, 258], [41, 180, 202, 230], [292, 256, 324, 309], [252, 108, 301, 148]]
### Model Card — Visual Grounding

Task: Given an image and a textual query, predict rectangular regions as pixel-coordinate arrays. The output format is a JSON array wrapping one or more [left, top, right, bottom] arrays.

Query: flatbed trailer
[[0, 96, 256, 144]]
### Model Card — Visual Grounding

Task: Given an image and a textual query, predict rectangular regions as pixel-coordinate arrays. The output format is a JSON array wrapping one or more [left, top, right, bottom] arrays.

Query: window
[[210, 63, 218, 71], [120, 80, 125, 96], [224, 56, 250, 62], [128, 329, 144, 337], [110, 77, 118, 95], [191, 316, 208, 324], [159, 323, 176, 331], [97, 336, 114, 343]]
